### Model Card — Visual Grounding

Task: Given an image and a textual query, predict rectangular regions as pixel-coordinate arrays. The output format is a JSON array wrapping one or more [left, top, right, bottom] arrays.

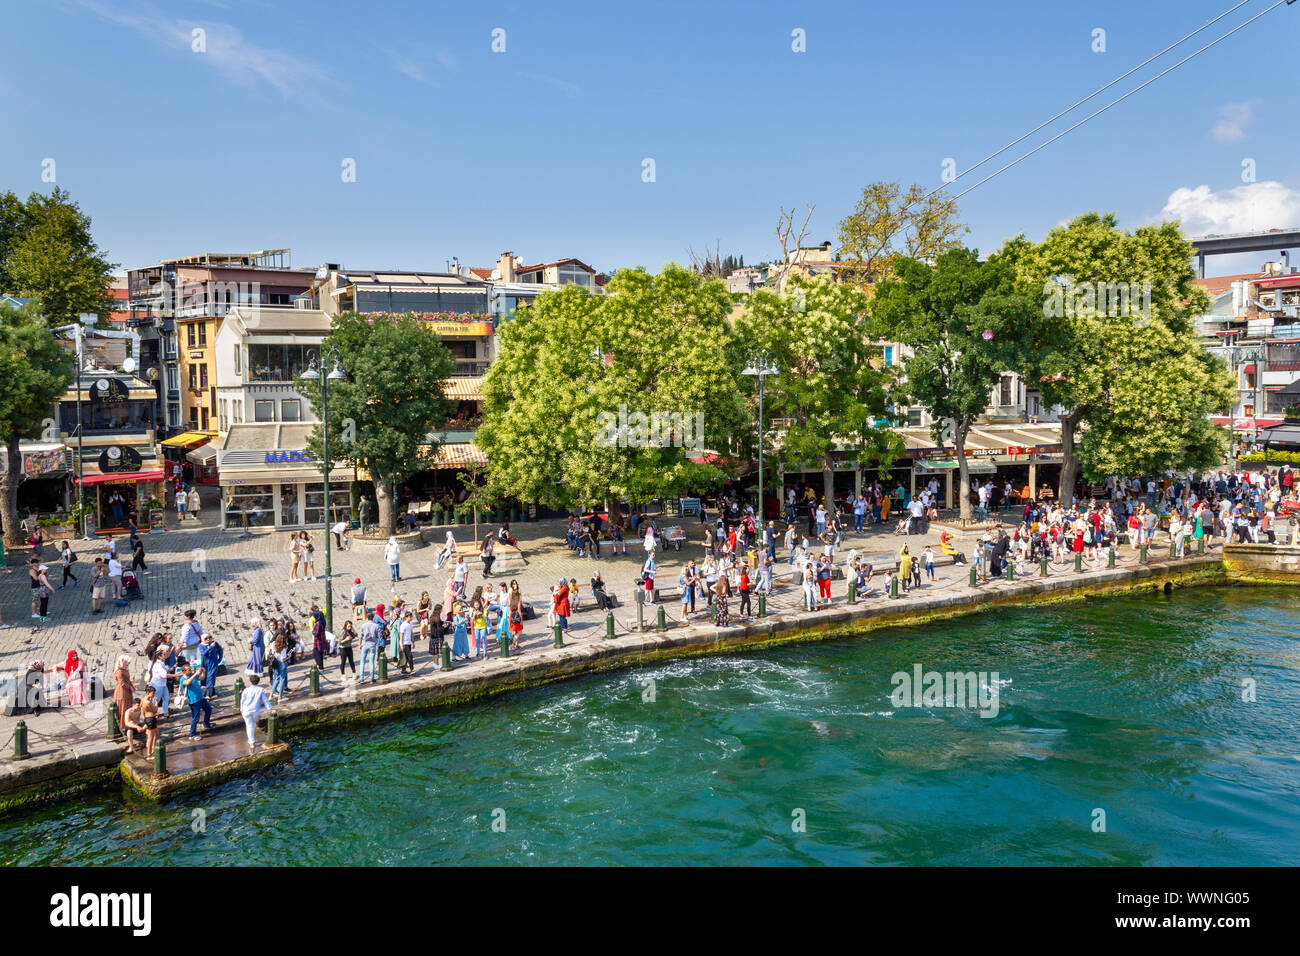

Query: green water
[[2, 587, 1298, 866]]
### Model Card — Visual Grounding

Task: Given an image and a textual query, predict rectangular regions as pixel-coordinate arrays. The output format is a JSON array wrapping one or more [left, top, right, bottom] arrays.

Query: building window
[[199, 364, 209, 388], [167, 366, 179, 392], [558, 264, 593, 289], [906, 408, 924, 427], [189, 365, 198, 390], [281, 399, 301, 421], [164, 333, 178, 359], [198, 324, 207, 347], [169, 404, 181, 427], [219, 401, 228, 433], [254, 400, 276, 422], [187, 324, 196, 348], [233, 345, 241, 375], [201, 407, 209, 430], [999, 375, 1014, 407], [189, 406, 199, 427], [248, 343, 314, 382]]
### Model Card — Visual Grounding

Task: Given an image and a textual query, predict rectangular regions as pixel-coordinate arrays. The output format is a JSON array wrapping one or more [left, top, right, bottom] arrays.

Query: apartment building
[[127, 249, 314, 434]]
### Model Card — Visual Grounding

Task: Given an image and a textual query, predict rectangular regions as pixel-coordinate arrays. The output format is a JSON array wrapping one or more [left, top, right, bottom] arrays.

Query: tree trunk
[[374, 474, 397, 536], [1, 436, 22, 548], [822, 463, 834, 513], [1057, 411, 1081, 509], [955, 430, 971, 522]]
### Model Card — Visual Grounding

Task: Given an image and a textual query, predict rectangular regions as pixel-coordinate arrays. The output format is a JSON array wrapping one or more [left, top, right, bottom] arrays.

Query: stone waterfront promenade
[[0, 488, 1282, 811]]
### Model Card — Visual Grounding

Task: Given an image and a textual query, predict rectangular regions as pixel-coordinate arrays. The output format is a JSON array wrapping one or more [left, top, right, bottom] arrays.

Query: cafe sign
[[98, 444, 144, 473], [91, 377, 128, 403], [265, 450, 314, 464]]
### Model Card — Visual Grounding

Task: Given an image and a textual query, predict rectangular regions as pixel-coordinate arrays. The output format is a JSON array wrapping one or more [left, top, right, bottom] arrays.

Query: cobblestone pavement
[[0, 486, 1198, 757]]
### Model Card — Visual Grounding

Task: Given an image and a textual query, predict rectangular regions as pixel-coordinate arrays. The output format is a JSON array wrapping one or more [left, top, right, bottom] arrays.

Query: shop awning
[[76, 470, 165, 486], [186, 445, 217, 465], [162, 431, 216, 449], [441, 375, 483, 401], [423, 442, 488, 469]]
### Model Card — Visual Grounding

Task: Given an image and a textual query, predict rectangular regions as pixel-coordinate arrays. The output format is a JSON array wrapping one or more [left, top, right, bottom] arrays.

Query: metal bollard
[[14, 720, 29, 759], [309, 665, 320, 697], [441, 641, 452, 670], [553, 623, 564, 647], [1140, 544, 1148, 564], [154, 740, 167, 776], [758, 592, 766, 617], [848, 580, 857, 604], [656, 605, 667, 631], [969, 566, 978, 588], [499, 631, 510, 658], [891, 575, 899, 598], [1074, 553, 1082, 573], [266, 713, 278, 746], [1108, 547, 1116, 569], [107, 701, 121, 740], [378, 651, 388, 683], [605, 611, 615, 639], [1041, 557, 1049, 577], [234, 676, 245, 705], [1197, 537, 1205, 555], [1005, 562, 1014, 581]]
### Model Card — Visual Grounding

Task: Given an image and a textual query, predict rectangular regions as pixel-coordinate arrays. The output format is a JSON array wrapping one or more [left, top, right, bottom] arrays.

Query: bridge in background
[[1191, 229, 1300, 277]]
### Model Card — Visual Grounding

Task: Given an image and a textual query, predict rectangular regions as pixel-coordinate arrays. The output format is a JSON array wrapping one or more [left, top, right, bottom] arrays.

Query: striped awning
[[423, 442, 488, 469], [441, 375, 482, 401]]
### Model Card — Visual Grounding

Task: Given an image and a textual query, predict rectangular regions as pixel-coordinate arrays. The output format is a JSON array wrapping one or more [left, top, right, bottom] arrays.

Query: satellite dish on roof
[[122, 357, 137, 374]]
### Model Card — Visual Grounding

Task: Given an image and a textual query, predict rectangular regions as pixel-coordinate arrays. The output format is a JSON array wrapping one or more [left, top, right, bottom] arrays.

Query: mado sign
[[265, 451, 313, 464]]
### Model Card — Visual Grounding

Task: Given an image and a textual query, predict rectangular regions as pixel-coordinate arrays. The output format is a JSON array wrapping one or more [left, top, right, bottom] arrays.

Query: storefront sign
[[91, 378, 128, 403], [149, 507, 166, 532], [265, 451, 313, 464], [22, 448, 67, 476], [98, 445, 144, 473], [423, 320, 493, 337]]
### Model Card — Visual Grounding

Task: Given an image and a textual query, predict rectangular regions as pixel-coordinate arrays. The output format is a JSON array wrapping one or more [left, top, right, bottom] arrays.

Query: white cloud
[[73, 0, 329, 102], [1160, 182, 1300, 236], [1210, 101, 1256, 144]]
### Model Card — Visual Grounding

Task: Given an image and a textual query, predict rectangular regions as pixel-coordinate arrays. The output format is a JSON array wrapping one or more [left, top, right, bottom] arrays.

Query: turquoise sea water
[[2, 587, 1298, 866]]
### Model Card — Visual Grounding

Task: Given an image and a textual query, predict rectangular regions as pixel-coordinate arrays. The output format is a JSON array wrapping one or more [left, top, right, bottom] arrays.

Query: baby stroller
[[122, 569, 143, 600]]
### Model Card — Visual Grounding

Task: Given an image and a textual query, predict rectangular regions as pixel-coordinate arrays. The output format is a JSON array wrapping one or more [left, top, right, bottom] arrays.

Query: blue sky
[[2, 0, 1298, 277]]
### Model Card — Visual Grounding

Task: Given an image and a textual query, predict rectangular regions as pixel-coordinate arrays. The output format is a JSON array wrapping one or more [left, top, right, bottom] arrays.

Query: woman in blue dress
[[246, 617, 264, 676], [451, 607, 470, 661]]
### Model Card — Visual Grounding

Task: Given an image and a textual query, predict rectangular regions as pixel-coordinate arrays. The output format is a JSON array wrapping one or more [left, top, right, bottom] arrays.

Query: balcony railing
[[452, 359, 489, 376]]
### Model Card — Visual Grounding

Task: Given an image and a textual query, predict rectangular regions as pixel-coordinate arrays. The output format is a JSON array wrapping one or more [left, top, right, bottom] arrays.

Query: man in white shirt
[[107, 555, 123, 601]]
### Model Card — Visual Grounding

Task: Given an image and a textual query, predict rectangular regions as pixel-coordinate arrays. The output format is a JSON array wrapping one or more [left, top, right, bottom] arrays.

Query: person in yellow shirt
[[898, 546, 913, 593]]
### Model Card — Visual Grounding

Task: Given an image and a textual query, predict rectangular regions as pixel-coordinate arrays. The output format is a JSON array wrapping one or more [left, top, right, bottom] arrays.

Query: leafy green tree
[[2, 188, 116, 324], [479, 265, 750, 513], [0, 303, 76, 546], [302, 312, 457, 536], [870, 249, 1042, 520], [738, 274, 901, 507], [835, 182, 967, 284], [998, 213, 1234, 504]]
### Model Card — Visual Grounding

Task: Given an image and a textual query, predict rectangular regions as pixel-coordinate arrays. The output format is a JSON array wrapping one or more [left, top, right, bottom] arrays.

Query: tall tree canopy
[[998, 213, 1233, 503], [479, 265, 750, 511], [0, 188, 116, 323], [835, 182, 967, 285], [302, 312, 457, 535], [738, 274, 901, 506], [870, 249, 1043, 520], [0, 303, 76, 546]]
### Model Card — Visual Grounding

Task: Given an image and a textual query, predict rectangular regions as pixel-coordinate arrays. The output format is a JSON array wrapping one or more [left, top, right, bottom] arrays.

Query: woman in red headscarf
[[61, 649, 86, 706]]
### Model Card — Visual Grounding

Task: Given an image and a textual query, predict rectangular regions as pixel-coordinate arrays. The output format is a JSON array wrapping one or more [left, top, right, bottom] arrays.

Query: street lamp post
[[742, 352, 779, 520], [74, 314, 97, 538], [301, 351, 347, 633]]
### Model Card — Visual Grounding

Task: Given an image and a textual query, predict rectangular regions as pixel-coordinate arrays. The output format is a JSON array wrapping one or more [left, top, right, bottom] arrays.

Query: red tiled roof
[[514, 257, 596, 275], [469, 268, 493, 280], [1194, 272, 1265, 295]]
